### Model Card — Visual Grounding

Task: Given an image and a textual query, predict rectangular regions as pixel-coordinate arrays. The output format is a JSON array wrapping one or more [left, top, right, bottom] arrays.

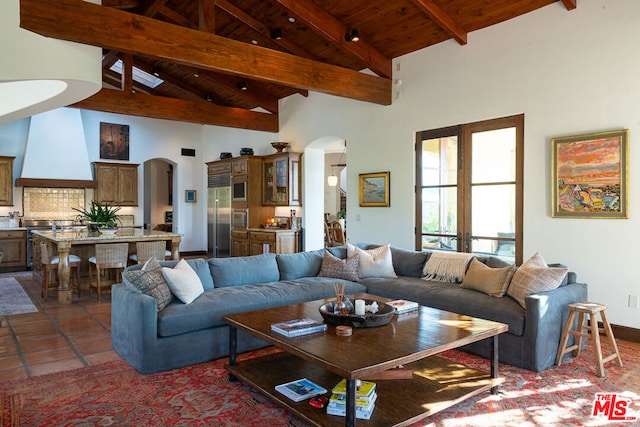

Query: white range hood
[[17, 108, 96, 188]]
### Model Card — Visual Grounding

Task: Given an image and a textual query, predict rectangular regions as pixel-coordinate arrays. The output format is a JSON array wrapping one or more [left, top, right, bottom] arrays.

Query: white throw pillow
[[161, 259, 204, 304], [347, 243, 397, 279]]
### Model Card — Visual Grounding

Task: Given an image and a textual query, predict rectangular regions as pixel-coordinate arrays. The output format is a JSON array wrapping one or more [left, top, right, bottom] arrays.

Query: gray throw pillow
[[122, 266, 174, 311], [317, 250, 359, 282]]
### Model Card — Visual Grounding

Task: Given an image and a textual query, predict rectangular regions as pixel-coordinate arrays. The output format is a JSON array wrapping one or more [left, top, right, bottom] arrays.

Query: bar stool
[[40, 241, 81, 302], [88, 243, 129, 302], [556, 302, 623, 377], [129, 240, 170, 264]]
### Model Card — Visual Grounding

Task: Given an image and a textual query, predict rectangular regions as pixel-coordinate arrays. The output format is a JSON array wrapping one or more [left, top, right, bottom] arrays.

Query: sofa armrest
[[111, 283, 160, 373], [522, 282, 588, 369]]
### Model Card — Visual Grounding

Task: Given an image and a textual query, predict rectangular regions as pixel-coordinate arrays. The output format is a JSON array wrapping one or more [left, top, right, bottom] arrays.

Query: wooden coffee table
[[223, 293, 508, 427]]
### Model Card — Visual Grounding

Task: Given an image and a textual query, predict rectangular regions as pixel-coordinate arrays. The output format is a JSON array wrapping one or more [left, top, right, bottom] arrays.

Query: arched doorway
[[143, 158, 175, 231]]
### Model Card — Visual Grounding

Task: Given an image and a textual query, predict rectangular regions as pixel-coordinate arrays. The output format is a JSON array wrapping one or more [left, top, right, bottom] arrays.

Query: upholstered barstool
[[556, 302, 623, 377], [129, 240, 170, 264], [40, 241, 82, 302], [89, 243, 129, 302]]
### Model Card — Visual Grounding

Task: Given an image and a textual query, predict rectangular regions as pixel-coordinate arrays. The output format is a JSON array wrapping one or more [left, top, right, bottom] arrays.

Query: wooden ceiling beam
[[102, 0, 139, 9], [71, 88, 279, 132], [20, 0, 391, 105], [410, 0, 467, 45], [205, 73, 279, 113], [158, 5, 198, 29], [199, 0, 216, 33], [559, 0, 577, 11], [102, 70, 153, 95], [272, 0, 392, 78]]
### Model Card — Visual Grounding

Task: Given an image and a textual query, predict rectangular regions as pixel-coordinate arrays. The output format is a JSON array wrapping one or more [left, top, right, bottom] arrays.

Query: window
[[415, 115, 523, 264]]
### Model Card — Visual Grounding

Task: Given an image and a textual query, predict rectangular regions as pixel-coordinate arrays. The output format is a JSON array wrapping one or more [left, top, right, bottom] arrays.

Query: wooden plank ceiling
[[20, 0, 576, 131]]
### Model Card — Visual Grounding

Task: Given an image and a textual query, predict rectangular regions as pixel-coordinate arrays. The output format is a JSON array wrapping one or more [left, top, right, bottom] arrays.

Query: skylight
[[109, 60, 164, 89]]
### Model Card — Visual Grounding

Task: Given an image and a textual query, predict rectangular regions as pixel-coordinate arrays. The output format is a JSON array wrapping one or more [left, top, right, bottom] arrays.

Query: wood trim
[[15, 178, 97, 188], [610, 323, 640, 343], [71, 89, 279, 132], [20, 0, 391, 106], [559, 0, 577, 11]]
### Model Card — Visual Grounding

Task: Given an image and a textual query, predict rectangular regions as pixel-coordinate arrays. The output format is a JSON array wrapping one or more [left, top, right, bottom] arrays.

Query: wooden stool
[[556, 302, 623, 377]]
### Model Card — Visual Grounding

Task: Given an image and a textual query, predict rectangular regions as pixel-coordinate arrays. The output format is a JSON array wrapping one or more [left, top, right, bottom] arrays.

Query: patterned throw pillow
[[460, 258, 515, 297], [123, 257, 174, 311], [507, 252, 568, 308], [347, 243, 397, 279], [317, 250, 359, 282]]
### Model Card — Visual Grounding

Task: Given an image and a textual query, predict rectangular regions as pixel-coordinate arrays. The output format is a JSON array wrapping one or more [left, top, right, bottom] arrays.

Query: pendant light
[[327, 141, 346, 187]]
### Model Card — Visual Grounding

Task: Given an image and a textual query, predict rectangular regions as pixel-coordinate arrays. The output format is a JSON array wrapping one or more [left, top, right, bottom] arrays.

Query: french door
[[415, 114, 523, 264]]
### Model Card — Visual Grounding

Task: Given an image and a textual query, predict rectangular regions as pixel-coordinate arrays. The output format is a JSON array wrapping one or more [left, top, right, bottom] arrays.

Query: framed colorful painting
[[359, 171, 390, 207], [551, 129, 628, 218]]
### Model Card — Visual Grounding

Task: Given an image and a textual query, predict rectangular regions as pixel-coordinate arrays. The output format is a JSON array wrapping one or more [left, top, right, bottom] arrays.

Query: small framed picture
[[185, 190, 197, 203], [359, 171, 390, 207]]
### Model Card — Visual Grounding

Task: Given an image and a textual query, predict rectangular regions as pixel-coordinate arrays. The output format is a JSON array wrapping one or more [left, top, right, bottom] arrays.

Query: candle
[[354, 299, 365, 315]]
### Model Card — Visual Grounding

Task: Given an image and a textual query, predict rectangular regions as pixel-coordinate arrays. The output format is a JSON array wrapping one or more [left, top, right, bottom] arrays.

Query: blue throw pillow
[[276, 249, 324, 280], [208, 253, 280, 287]]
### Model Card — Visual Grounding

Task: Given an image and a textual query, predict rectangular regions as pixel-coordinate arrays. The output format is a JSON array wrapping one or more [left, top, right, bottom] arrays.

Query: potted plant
[[73, 200, 121, 232]]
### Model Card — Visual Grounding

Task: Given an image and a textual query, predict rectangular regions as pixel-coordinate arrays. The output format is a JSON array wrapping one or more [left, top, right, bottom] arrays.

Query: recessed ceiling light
[[288, 17, 296, 23], [251, 39, 258, 45], [193, 73, 199, 78]]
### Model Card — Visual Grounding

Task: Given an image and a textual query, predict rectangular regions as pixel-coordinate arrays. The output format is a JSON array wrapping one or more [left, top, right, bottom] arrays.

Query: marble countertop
[[31, 227, 182, 243], [247, 227, 299, 233], [0, 226, 27, 231]]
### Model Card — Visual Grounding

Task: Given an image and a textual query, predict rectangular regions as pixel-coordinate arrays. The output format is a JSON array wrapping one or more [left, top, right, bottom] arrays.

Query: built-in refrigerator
[[208, 174, 231, 258]]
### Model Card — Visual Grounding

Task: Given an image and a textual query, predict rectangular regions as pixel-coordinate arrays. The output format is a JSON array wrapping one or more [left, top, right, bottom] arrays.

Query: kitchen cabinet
[[248, 230, 300, 255], [94, 162, 139, 206], [0, 156, 14, 206], [262, 153, 301, 206], [231, 230, 249, 257], [0, 230, 26, 271]]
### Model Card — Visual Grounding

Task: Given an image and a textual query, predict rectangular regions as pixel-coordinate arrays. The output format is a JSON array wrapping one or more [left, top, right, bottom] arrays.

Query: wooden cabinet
[[231, 230, 250, 257], [248, 230, 300, 255], [0, 230, 26, 271], [263, 153, 301, 206], [0, 156, 14, 206], [94, 162, 139, 206]]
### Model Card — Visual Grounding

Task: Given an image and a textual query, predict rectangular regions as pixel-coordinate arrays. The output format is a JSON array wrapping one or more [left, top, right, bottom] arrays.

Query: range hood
[[16, 108, 96, 188]]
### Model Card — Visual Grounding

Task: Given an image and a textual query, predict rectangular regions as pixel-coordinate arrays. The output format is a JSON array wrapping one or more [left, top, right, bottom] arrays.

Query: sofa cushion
[[157, 258, 214, 291], [162, 259, 204, 304], [507, 252, 568, 308], [358, 243, 429, 278], [122, 258, 174, 311], [460, 258, 515, 297], [422, 251, 474, 283], [317, 250, 359, 281], [347, 243, 397, 279], [208, 253, 280, 288], [276, 249, 324, 280]]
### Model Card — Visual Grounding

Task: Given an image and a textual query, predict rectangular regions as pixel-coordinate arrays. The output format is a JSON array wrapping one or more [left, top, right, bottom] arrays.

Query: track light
[[152, 68, 160, 77], [237, 81, 247, 91], [204, 93, 213, 102], [345, 29, 360, 42], [270, 28, 283, 40]]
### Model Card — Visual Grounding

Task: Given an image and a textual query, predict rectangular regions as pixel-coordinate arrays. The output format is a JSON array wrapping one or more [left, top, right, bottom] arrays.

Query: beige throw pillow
[[460, 258, 515, 297], [346, 243, 397, 279], [507, 252, 568, 308], [422, 251, 474, 283], [317, 251, 360, 282]]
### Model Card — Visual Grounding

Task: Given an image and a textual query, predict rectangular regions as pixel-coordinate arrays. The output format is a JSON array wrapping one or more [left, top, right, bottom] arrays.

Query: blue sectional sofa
[[111, 245, 587, 374]]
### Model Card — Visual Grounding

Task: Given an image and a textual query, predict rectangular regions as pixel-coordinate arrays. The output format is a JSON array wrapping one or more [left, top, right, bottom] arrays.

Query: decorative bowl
[[219, 152, 232, 159], [318, 299, 395, 328], [98, 227, 117, 235], [271, 142, 289, 153], [239, 147, 254, 156]]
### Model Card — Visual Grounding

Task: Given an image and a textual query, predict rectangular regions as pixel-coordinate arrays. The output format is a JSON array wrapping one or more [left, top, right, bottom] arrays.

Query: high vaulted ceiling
[[20, 0, 577, 132]]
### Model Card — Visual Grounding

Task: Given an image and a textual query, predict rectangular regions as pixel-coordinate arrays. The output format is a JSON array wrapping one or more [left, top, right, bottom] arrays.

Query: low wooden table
[[223, 293, 508, 427]]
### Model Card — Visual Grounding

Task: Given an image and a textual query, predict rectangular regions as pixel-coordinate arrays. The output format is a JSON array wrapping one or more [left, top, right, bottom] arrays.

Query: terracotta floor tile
[[75, 338, 113, 355], [23, 347, 78, 365], [0, 355, 25, 371], [85, 351, 122, 366], [0, 337, 18, 358], [67, 329, 111, 344], [4, 311, 48, 325], [19, 336, 69, 353], [0, 366, 28, 381], [28, 358, 85, 376]]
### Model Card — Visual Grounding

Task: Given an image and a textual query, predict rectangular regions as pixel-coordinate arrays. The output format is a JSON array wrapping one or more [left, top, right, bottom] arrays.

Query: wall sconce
[[270, 28, 283, 40], [237, 81, 248, 91], [345, 29, 360, 42]]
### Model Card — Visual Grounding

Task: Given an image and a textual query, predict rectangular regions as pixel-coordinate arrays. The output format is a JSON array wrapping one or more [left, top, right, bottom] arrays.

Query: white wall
[[279, 0, 640, 329]]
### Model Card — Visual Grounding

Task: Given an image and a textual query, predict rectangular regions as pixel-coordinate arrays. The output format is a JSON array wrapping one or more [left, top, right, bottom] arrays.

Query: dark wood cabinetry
[[262, 153, 301, 206], [0, 156, 14, 206], [94, 162, 139, 206], [0, 230, 26, 271]]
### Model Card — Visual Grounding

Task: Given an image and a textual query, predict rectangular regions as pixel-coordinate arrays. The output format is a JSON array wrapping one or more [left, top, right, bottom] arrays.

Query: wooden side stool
[[555, 302, 623, 377]]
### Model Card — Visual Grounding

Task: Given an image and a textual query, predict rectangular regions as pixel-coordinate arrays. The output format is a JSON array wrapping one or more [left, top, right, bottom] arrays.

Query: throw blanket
[[422, 251, 474, 283]]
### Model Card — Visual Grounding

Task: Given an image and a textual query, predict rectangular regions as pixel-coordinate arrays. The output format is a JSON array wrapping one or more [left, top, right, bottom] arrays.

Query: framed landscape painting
[[359, 171, 390, 207], [551, 129, 628, 218]]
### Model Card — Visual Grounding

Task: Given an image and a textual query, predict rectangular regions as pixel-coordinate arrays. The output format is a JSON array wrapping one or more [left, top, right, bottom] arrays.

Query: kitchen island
[[32, 228, 182, 304]]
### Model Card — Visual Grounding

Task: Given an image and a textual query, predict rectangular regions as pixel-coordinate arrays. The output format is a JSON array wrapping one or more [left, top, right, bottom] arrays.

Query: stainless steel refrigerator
[[208, 174, 231, 258]]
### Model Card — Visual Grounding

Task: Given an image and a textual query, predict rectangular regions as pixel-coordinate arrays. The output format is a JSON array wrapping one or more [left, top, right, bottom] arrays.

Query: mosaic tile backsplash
[[23, 188, 86, 220]]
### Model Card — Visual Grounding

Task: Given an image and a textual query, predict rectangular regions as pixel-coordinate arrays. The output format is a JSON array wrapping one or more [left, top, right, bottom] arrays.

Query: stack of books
[[326, 379, 377, 420], [271, 318, 327, 337], [275, 378, 327, 402], [388, 299, 419, 314]]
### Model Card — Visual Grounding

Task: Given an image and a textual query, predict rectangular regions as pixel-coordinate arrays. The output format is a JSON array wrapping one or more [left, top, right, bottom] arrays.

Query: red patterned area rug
[[0, 344, 638, 427]]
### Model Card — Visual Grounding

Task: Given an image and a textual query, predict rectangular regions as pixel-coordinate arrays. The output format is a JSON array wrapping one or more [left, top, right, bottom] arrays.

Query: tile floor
[[1, 271, 639, 383]]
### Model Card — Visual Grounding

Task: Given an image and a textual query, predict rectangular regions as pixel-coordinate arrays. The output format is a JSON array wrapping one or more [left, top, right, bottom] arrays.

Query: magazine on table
[[387, 299, 419, 314], [275, 378, 327, 402], [331, 379, 376, 398], [271, 318, 327, 337]]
